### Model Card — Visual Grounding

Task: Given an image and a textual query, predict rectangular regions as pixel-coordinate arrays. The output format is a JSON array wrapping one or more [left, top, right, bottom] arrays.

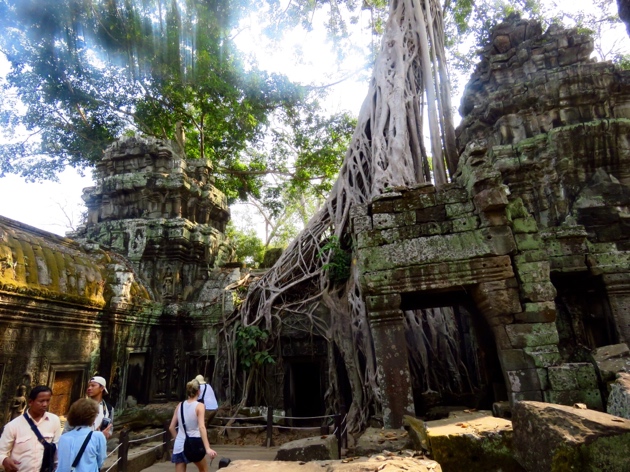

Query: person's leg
[[194, 458, 209, 472], [205, 409, 218, 428], [175, 461, 187, 472]]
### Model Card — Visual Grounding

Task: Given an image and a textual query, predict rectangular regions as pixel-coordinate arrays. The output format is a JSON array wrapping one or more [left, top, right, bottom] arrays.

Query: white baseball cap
[[195, 375, 206, 385], [90, 376, 109, 393]]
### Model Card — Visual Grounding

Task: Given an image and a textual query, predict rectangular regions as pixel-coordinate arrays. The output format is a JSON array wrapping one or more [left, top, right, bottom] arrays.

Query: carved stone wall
[[0, 137, 238, 427], [354, 17, 630, 427]]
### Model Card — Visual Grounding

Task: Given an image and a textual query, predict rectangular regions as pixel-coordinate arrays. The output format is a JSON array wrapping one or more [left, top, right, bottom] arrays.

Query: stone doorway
[[400, 290, 505, 413], [284, 360, 324, 423], [552, 273, 618, 357], [50, 370, 84, 417], [126, 353, 148, 404]]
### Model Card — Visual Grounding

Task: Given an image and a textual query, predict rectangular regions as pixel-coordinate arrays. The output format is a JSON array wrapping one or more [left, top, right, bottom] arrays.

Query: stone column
[[366, 294, 414, 428], [602, 273, 630, 345]]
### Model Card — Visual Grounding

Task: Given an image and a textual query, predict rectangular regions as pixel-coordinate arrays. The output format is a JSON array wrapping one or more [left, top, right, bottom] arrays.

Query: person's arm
[[168, 404, 180, 439], [0, 423, 19, 472], [95, 432, 107, 468], [196, 403, 216, 459]]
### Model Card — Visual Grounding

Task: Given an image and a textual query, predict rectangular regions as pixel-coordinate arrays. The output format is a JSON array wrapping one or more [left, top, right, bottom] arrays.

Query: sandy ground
[[143, 445, 279, 472]]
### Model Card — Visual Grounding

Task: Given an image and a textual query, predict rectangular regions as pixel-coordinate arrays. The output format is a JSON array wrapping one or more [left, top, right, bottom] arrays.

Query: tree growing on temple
[[229, 0, 458, 431]]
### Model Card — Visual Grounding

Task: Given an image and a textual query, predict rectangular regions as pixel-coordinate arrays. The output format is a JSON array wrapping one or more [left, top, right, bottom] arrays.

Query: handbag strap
[[199, 385, 206, 402], [23, 412, 47, 446], [71, 431, 93, 470], [179, 402, 189, 438]]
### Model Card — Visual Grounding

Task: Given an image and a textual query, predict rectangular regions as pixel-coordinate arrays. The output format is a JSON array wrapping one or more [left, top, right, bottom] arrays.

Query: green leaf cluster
[[318, 235, 351, 284], [234, 325, 275, 370]]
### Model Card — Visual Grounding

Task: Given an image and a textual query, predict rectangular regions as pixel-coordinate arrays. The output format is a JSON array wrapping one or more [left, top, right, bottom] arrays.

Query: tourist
[[169, 379, 217, 472], [194, 375, 218, 426], [0, 385, 62, 472], [56, 399, 107, 472], [63, 376, 113, 439]]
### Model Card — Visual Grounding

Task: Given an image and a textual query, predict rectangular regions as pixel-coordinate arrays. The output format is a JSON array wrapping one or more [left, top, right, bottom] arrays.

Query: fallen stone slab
[[420, 410, 521, 472], [354, 427, 412, 456], [275, 434, 339, 461], [218, 455, 442, 471], [513, 401, 630, 471], [608, 372, 630, 419], [591, 343, 630, 383]]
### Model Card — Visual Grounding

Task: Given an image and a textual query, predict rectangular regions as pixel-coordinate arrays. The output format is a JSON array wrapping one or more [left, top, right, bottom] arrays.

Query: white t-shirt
[[197, 384, 218, 410]]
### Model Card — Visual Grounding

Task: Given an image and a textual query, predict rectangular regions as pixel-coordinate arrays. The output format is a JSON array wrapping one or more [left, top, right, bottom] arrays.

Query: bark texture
[[231, 0, 456, 431]]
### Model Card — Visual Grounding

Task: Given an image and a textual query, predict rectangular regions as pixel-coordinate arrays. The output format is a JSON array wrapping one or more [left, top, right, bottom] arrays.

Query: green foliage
[[318, 235, 351, 284], [227, 222, 265, 267], [0, 0, 307, 198], [234, 325, 275, 370]]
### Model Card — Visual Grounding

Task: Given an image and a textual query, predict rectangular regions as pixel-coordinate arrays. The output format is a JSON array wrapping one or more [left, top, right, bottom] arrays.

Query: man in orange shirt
[[0, 386, 61, 472]]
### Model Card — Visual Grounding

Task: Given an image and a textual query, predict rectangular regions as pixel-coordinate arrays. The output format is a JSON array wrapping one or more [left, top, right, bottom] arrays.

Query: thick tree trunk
[[229, 0, 457, 431]]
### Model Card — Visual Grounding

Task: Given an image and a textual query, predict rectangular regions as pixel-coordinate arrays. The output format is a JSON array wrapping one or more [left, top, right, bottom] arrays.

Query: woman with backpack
[[56, 399, 107, 472], [169, 379, 217, 472]]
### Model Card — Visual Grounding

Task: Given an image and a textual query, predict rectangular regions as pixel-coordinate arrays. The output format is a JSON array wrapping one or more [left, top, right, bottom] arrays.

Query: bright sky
[[0, 0, 628, 236]]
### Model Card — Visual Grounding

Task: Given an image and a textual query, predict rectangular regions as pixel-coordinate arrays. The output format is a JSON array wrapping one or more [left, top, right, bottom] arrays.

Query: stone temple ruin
[[1, 16, 630, 438]]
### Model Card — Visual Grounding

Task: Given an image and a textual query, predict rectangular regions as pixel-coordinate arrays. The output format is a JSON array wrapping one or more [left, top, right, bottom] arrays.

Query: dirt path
[[142, 445, 279, 472]]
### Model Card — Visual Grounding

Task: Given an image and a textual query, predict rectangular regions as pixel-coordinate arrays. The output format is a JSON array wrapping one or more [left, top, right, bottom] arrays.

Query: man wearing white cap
[[195, 375, 218, 426], [63, 376, 113, 439]]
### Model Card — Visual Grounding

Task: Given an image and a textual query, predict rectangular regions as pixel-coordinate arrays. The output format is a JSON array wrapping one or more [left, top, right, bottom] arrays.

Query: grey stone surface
[[513, 401, 630, 471], [275, 434, 339, 462]]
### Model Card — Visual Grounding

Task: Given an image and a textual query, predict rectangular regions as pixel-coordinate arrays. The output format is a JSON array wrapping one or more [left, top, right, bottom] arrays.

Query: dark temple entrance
[[401, 290, 505, 414], [285, 360, 324, 423]]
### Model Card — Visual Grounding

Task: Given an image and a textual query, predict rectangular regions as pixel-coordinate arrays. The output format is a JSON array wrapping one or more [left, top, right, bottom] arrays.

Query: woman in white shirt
[[169, 379, 217, 472]]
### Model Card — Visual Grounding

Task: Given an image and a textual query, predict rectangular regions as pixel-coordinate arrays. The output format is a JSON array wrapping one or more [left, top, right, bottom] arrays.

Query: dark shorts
[[171, 452, 191, 464]]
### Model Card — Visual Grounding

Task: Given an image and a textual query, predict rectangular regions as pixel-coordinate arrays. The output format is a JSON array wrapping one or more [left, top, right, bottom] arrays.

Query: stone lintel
[[357, 227, 516, 273], [362, 255, 514, 294]]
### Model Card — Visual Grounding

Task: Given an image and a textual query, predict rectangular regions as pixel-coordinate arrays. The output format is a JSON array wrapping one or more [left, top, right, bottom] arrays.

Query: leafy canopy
[[0, 0, 350, 205]]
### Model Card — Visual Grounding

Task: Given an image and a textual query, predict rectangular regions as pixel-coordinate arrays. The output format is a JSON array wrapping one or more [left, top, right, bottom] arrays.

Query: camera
[[100, 417, 112, 431]]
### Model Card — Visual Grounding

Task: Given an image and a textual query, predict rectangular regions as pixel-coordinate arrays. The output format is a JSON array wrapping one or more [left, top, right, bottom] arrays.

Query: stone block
[[492, 401, 512, 419], [513, 401, 630, 472], [478, 210, 509, 227], [393, 192, 437, 212], [352, 215, 372, 233], [513, 250, 548, 264], [608, 373, 630, 419], [514, 301, 557, 323], [549, 254, 588, 273], [591, 343, 630, 383], [473, 187, 509, 213], [518, 281, 557, 303], [276, 435, 339, 461], [544, 389, 603, 410], [505, 322, 559, 348], [435, 187, 469, 205], [506, 368, 542, 392], [511, 216, 538, 233], [445, 201, 475, 218], [422, 410, 521, 472], [514, 233, 542, 250], [548, 364, 579, 390], [372, 211, 415, 230], [499, 349, 536, 371], [515, 260, 551, 283], [506, 198, 530, 220], [415, 205, 446, 223], [548, 363, 599, 391], [510, 390, 543, 402], [354, 427, 412, 456], [523, 344, 563, 367], [451, 216, 480, 232]]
